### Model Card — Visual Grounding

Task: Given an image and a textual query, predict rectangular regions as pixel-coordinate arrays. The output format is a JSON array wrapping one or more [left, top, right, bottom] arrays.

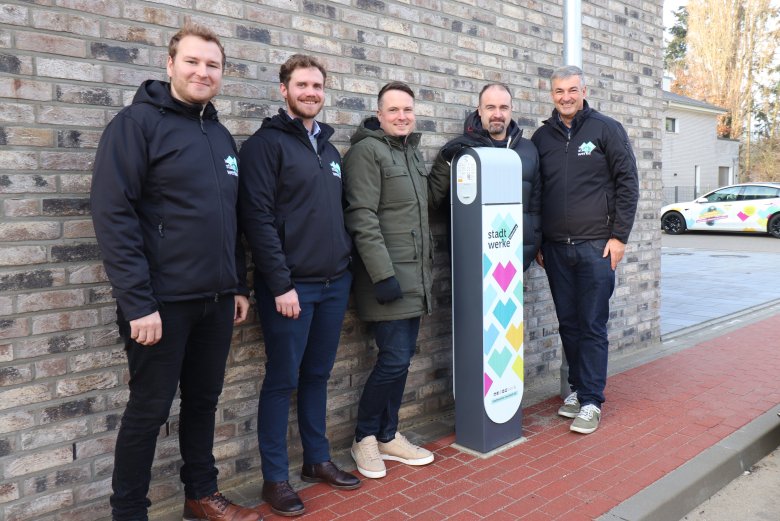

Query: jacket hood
[[132, 79, 218, 120], [261, 108, 335, 141], [439, 110, 524, 161], [351, 116, 421, 148]]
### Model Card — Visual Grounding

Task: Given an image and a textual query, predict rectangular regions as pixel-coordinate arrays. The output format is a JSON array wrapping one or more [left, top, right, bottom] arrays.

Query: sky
[[663, 0, 687, 35]]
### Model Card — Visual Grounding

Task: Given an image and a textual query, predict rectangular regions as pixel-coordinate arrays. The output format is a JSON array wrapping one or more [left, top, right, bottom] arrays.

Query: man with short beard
[[238, 54, 360, 517], [430, 83, 542, 271]]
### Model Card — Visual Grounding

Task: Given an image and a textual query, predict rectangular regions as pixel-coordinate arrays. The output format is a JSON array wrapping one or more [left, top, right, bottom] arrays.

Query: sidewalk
[[152, 300, 780, 520]]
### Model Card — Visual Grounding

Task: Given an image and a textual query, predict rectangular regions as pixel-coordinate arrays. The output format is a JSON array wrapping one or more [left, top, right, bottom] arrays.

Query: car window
[[704, 186, 741, 202], [741, 185, 780, 201]]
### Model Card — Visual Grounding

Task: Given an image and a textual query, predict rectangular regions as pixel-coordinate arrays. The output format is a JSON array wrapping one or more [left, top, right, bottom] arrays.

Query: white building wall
[[662, 107, 725, 200]]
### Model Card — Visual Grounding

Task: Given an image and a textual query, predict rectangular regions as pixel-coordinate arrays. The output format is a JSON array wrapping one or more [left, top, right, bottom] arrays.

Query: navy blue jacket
[[238, 109, 352, 296], [531, 100, 639, 244], [90, 80, 247, 321]]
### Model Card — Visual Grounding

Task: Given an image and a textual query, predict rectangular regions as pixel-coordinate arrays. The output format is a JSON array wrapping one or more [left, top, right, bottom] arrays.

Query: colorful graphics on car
[[696, 206, 727, 226], [481, 206, 523, 424]]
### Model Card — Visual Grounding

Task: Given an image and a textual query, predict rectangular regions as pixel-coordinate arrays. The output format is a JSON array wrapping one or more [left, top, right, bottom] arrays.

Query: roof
[[663, 90, 727, 114]]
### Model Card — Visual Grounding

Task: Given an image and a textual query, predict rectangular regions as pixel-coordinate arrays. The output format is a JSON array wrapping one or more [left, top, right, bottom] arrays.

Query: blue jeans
[[111, 296, 235, 521], [255, 273, 351, 482], [542, 239, 615, 407], [355, 317, 421, 443]]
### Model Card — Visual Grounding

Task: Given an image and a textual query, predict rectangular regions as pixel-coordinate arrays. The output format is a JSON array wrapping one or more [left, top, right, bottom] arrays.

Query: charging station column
[[451, 147, 524, 454]]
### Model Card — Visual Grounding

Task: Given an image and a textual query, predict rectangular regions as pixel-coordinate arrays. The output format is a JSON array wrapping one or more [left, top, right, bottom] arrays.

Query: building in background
[[662, 90, 740, 203]]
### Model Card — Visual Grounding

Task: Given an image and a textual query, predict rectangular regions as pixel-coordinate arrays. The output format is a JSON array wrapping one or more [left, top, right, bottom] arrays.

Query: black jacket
[[531, 100, 639, 244], [431, 111, 543, 271], [238, 109, 352, 296], [90, 80, 246, 322]]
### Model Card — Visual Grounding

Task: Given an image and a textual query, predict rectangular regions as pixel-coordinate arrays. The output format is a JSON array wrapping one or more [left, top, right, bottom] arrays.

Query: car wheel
[[768, 214, 780, 238], [662, 211, 687, 235]]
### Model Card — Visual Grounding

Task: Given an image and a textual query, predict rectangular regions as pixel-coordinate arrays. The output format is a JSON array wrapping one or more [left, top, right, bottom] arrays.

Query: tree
[[664, 7, 688, 74], [671, 0, 780, 140]]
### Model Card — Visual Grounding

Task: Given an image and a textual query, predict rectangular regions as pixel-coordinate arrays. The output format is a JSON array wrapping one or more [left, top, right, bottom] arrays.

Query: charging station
[[451, 147, 524, 453]]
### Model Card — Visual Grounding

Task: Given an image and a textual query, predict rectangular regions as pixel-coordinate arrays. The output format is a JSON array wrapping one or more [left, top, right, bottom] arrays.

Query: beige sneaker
[[351, 435, 386, 479], [378, 433, 434, 466]]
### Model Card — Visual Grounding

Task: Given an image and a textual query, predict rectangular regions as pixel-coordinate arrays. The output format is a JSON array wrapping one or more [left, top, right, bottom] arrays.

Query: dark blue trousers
[[355, 317, 421, 443], [111, 296, 235, 521], [542, 239, 615, 407], [255, 273, 351, 482]]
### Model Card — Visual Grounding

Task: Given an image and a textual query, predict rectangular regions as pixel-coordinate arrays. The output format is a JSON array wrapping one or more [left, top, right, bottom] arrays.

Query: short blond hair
[[168, 23, 226, 68]]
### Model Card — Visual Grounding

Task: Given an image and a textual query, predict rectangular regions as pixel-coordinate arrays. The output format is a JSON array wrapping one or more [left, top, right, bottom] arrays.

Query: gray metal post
[[559, 0, 582, 399]]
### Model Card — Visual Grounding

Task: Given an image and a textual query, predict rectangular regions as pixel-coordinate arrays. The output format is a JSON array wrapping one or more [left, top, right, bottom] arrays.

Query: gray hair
[[550, 65, 585, 87]]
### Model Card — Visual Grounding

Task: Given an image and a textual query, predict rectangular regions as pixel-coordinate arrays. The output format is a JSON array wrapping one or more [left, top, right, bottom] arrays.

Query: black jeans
[[110, 296, 235, 521]]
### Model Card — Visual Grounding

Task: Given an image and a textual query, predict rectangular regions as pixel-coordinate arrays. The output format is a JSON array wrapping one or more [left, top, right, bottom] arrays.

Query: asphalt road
[[661, 229, 780, 253]]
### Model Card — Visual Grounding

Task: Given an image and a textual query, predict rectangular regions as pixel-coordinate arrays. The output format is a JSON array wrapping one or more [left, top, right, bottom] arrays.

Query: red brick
[[16, 31, 86, 57], [5, 446, 72, 478], [31, 309, 100, 335], [55, 371, 118, 397]]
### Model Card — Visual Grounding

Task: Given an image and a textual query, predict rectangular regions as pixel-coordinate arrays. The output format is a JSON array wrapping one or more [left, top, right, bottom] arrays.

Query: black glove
[[373, 276, 403, 304]]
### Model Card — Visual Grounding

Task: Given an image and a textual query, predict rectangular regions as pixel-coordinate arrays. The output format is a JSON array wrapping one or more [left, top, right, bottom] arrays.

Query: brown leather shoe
[[301, 461, 362, 490], [261, 480, 305, 517], [183, 491, 262, 521]]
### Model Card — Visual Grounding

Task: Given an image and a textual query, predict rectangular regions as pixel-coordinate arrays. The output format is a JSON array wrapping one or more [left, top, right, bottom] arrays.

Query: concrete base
[[452, 436, 528, 459]]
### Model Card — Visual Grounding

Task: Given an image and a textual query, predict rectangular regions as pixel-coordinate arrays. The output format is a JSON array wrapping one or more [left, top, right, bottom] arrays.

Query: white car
[[660, 182, 780, 238]]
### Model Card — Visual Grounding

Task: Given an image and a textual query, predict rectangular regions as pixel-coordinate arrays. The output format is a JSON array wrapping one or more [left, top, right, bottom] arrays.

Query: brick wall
[[0, 0, 664, 519]]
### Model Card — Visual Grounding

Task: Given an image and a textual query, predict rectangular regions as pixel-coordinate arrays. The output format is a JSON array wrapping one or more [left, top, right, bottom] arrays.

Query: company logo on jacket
[[330, 161, 341, 178], [577, 142, 596, 156], [225, 155, 238, 176]]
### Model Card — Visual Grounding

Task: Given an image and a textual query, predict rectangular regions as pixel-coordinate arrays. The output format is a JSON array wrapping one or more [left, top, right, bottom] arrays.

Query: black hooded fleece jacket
[[90, 80, 247, 322]]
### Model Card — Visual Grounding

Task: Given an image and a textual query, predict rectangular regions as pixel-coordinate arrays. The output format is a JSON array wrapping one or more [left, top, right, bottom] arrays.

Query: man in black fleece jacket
[[90, 24, 259, 521], [531, 65, 639, 435], [237, 54, 360, 517]]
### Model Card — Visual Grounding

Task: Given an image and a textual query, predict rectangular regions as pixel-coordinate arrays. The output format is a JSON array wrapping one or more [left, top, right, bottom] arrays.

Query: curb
[[598, 408, 780, 521]]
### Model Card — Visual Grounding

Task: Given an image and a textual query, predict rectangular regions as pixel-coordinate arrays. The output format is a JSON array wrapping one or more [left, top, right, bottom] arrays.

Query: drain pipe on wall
[[558, 0, 582, 400]]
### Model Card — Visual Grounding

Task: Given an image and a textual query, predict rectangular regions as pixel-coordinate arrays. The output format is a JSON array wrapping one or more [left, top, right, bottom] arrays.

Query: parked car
[[660, 182, 780, 238]]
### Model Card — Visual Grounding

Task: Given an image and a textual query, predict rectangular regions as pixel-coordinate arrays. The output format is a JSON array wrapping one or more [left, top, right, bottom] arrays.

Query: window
[[718, 166, 731, 186], [665, 117, 678, 132], [741, 185, 780, 201], [704, 186, 741, 202]]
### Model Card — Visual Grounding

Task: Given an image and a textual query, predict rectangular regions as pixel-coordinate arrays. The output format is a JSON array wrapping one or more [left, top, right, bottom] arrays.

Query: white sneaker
[[351, 435, 386, 479], [378, 433, 434, 466]]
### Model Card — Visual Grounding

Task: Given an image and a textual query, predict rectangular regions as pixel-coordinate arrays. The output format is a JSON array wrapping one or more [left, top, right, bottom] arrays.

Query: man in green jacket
[[342, 81, 450, 479]]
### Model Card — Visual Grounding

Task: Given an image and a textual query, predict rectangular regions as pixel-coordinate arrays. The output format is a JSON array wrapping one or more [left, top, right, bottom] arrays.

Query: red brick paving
[[255, 314, 780, 519]]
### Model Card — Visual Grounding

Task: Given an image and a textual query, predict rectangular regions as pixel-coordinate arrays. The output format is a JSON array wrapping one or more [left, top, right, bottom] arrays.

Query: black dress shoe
[[301, 461, 362, 490], [261, 481, 305, 517]]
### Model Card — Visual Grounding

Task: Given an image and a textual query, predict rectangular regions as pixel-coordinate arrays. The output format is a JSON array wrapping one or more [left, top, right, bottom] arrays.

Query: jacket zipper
[[203, 117, 226, 295]]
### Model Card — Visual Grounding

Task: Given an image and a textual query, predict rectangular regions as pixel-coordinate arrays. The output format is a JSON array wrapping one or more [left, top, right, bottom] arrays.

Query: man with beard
[[430, 83, 542, 271], [238, 54, 360, 517]]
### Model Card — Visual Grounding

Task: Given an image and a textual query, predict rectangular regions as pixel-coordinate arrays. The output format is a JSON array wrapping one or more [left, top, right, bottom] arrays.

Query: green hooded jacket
[[343, 117, 450, 322]]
